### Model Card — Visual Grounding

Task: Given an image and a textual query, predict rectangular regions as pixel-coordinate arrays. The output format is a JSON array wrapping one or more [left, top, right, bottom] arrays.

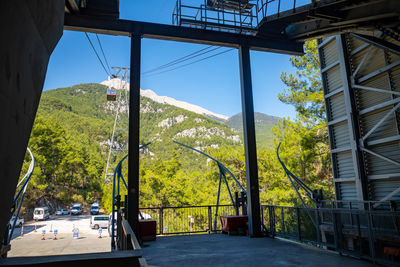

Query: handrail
[[121, 215, 141, 250], [6, 147, 35, 245]]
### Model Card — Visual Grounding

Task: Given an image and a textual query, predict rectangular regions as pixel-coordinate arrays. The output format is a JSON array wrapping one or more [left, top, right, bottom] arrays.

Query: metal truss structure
[[104, 67, 130, 183], [172, 0, 259, 35], [318, 32, 400, 205]]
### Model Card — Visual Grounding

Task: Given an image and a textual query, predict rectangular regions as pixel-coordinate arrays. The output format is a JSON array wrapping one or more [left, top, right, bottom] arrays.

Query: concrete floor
[[142, 234, 376, 267], [8, 215, 110, 257]]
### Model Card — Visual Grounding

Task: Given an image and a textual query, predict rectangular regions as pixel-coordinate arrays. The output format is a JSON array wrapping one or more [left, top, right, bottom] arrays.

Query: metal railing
[[172, 0, 259, 35], [262, 204, 400, 266], [256, 0, 312, 21], [2, 148, 35, 254], [140, 204, 236, 235]]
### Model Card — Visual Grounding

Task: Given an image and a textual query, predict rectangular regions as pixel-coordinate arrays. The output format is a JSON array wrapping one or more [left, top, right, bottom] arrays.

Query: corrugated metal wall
[[318, 33, 400, 202]]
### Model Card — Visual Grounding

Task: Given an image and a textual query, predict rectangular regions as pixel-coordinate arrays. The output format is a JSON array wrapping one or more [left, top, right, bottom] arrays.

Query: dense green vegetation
[[226, 112, 279, 149], [20, 40, 333, 215]]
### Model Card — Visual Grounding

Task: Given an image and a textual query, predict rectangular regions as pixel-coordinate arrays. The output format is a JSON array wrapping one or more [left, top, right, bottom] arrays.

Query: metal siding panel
[[328, 92, 346, 120], [320, 39, 338, 68], [366, 141, 400, 176], [347, 36, 365, 52], [357, 74, 392, 111], [360, 106, 398, 141], [339, 182, 357, 200], [372, 179, 400, 201], [330, 121, 350, 149], [335, 151, 355, 179], [324, 65, 342, 93], [352, 47, 387, 79]]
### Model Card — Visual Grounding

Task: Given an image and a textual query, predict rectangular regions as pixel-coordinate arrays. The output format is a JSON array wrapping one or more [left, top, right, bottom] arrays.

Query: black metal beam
[[351, 33, 400, 56], [128, 34, 141, 239], [64, 14, 304, 55], [238, 45, 262, 237]]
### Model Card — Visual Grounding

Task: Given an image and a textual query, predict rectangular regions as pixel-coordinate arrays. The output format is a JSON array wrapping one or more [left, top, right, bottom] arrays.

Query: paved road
[[8, 215, 111, 257]]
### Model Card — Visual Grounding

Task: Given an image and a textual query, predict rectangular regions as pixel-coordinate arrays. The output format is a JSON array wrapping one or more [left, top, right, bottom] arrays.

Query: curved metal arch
[[7, 147, 35, 245], [111, 142, 151, 249], [173, 141, 247, 231], [173, 141, 246, 193]]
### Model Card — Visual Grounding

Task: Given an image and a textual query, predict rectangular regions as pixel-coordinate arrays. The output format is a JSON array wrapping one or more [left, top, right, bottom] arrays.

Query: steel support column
[[128, 34, 141, 238], [238, 45, 262, 237], [337, 35, 368, 201]]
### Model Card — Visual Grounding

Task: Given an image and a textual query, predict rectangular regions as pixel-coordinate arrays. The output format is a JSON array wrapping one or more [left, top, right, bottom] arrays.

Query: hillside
[[226, 112, 280, 148], [37, 83, 241, 172]]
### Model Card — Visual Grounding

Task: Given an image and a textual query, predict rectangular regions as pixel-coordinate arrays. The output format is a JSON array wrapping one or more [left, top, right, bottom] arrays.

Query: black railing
[[262, 204, 400, 266], [140, 205, 236, 235], [256, 0, 313, 21], [172, 0, 259, 35]]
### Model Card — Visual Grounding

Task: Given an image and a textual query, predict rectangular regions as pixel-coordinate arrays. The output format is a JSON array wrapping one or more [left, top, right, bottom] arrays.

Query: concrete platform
[[142, 234, 376, 267]]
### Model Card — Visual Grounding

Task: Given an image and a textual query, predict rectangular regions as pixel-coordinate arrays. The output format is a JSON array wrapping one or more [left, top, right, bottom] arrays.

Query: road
[[8, 214, 111, 257]]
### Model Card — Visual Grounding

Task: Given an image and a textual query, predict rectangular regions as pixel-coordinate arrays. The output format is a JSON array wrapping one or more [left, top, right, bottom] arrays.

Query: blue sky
[[43, 0, 298, 119]]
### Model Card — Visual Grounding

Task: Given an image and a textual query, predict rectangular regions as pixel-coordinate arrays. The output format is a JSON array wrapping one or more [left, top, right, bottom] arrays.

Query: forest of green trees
[[19, 40, 333, 215]]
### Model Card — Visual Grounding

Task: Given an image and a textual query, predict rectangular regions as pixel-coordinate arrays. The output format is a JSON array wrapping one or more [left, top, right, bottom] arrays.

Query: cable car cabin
[[206, 0, 255, 13], [107, 88, 117, 101]]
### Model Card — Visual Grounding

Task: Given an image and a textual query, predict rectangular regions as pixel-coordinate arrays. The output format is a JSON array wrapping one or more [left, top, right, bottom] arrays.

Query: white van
[[91, 215, 109, 229], [71, 203, 82, 215], [33, 207, 50, 221], [90, 203, 99, 215]]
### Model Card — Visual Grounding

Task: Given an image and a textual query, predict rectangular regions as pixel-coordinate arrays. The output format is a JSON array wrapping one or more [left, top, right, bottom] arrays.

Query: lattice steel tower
[[104, 67, 130, 183]]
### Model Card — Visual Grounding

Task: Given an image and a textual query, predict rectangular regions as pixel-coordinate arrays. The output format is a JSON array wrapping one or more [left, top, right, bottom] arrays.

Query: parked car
[[33, 207, 50, 221], [8, 216, 24, 228], [90, 203, 99, 215], [90, 215, 109, 229], [55, 208, 69, 215], [71, 204, 82, 215]]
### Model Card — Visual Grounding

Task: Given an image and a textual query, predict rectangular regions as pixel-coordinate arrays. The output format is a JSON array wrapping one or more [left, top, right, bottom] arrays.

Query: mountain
[[226, 112, 280, 148], [101, 79, 229, 121], [37, 83, 241, 171]]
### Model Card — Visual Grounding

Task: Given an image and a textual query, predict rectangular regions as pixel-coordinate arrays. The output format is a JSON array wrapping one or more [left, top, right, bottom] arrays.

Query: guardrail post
[[208, 206, 212, 233], [296, 207, 301, 241], [366, 211, 376, 260], [117, 211, 122, 249], [315, 209, 321, 244], [269, 206, 275, 238], [234, 192, 240, 215], [332, 210, 339, 252], [159, 207, 164, 235]]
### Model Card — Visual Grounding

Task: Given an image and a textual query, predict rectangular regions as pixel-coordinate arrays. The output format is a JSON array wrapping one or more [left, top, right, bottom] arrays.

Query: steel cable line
[[96, 33, 112, 75], [142, 45, 220, 75], [144, 48, 235, 77], [85, 32, 111, 76]]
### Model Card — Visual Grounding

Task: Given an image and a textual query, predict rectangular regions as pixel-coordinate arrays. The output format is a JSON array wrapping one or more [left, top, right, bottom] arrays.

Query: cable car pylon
[[104, 67, 130, 183]]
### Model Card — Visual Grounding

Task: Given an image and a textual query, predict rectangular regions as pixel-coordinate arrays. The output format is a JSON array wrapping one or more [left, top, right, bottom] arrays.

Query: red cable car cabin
[[107, 88, 117, 101]]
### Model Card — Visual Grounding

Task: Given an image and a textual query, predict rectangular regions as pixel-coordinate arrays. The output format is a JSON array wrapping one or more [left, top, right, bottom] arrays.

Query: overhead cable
[[142, 45, 221, 75], [144, 48, 234, 77], [85, 32, 110, 76], [96, 34, 112, 75]]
